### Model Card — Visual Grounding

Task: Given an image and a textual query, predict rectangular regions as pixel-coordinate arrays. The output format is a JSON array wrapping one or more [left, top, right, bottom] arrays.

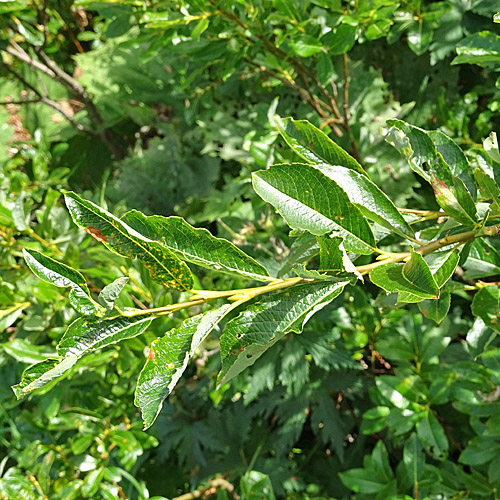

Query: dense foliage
[[2, 1, 500, 499]]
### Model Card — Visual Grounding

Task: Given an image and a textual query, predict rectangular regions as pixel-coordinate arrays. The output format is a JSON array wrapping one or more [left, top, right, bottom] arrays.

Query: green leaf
[[403, 434, 425, 485], [312, 164, 414, 239], [323, 24, 357, 55], [98, 277, 129, 310], [218, 280, 347, 386], [474, 168, 500, 215], [289, 35, 323, 57], [252, 163, 375, 252], [460, 437, 500, 466], [370, 253, 438, 301], [407, 20, 433, 56], [431, 160, 478, 226], [23, 249, 104, 316], [122, 211, 270, 282], [3, 338, 56, 364], [63, 192, 194, 291], [135, 305, 233, 429], [428, 130, 475, 196], [418, 288, 451, 324], [311, 389, 345, 459], [318, 235, 344, 271], [0, 302, 29, 332], [240, 471, 276, 500], [416, 410, 448, 459], [471, 286, 500, 332], [12, 357, 79, 400], [275, 117, 365, 174], [453, 31, 500, 67], [57, 315, 153, 357], [427, 248, 460, 287], [465, 239, 500, 279], [483, 132, 500, 164], [339, 468, 388, 494], [386, 120, 436, 181], [402, 249, 439, 296]]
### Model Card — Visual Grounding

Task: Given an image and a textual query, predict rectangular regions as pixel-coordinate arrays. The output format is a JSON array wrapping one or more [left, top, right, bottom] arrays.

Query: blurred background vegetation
[[2, 1, 500, 499]]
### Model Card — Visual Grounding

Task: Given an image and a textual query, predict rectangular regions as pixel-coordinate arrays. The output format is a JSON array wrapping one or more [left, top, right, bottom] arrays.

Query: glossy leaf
[[453, 31, 500, 66], [64, 192, 194, 291], [135, 305, 232, 429], [98, 277, 129, 310], [12, 357, 78, 400], [313, 164, 414, 239], [484, 132, 500, 163], [122, 210, 270, 281], [252, 163, 376, 252], [464, 239, 500, 279], [58, 315, 153, 357], [218, 280, 347, 386], [428, 130, 475, 196], [431, 168, 477, 226], [0, 302, 29, 332], [386, 120, 435, 181], [275, 117, 365, 174], [23, 249, 104, 316]]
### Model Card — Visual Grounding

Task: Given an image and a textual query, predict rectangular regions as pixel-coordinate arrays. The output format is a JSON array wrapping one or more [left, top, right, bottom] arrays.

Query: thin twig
[[7, 41, 127, 158], [342, 53, 361, 161], [4, 64, 98, 137], [172, 477, 238, 500]]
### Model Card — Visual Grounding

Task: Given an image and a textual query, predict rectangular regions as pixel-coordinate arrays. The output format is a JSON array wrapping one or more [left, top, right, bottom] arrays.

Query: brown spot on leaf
[[84, 225, 107, 242]]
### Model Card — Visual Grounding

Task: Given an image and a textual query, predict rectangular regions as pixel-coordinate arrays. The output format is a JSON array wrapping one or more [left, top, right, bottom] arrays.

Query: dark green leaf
[[218, 280, 347, 386], [135, 305, 232, 429], [402, 249, 439, 296], [318, 235, 344, 271], [313, 164, 414, 239], [64, 192, 194, 291], [418, 288, 451, 324], [460, 437, 500, 466], [370, 262, 437, 301], [58, 315, 153, 358], [386, 120, 436, 181], [465, 239, 500, 279], [252, 163, 375, 252], [471, 286, 500, 332], [23, 249, 104, 316], [416, 410, 448, 459], [122, 211, 270, 281], [323, 24, 357, 55], [12, 357, 78, 400], [275, 117, 365, 174]]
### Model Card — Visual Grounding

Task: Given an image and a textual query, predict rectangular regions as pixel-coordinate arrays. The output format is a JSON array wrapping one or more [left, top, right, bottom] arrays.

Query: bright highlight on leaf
[[135, 304, 233, 429], [23, 249, 104, 316]]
